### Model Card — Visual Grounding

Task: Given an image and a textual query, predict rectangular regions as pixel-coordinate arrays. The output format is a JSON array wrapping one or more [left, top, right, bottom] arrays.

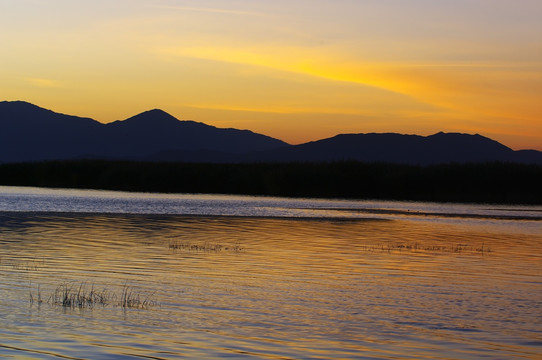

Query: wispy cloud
[[24, 77, 62, 88], [149, 5, 264, 17]]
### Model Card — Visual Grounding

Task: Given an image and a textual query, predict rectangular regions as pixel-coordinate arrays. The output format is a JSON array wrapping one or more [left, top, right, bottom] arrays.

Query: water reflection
[[2, 185, 542, 226], [1, 211, 541, 359]]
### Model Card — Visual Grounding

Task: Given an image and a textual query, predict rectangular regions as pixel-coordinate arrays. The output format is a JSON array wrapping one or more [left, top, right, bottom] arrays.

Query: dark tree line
[[0, 160, 541, 204]]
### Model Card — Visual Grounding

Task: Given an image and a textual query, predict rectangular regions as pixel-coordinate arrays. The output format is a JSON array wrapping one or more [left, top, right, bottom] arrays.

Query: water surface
[[1, 186, 541, 359]]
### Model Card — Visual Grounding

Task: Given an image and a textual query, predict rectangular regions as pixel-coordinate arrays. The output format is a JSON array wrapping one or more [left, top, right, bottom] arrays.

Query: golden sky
[[1, 0, 541, 149]]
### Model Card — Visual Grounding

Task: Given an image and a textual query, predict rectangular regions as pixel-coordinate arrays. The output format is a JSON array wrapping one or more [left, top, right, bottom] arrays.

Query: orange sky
[[1, 0, 541, 149]]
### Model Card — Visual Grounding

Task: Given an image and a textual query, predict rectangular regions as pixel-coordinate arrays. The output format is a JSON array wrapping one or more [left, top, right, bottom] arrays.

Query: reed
[[9, 257, 45, 271], [48, 283, 109, 308], [29, 284, 43, 305], [119, 283, 156, 309], [361, 241, 491, 255], [168, 240, 242, 253], [30, 282, 157, 309]]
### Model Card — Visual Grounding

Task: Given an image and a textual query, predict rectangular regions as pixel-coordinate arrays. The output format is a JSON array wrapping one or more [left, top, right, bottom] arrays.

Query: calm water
[[0, 186, 541, 359]]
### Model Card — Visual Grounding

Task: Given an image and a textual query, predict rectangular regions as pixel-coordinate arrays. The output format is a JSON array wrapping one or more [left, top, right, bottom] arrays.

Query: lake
[[1, 186, 541, 359]]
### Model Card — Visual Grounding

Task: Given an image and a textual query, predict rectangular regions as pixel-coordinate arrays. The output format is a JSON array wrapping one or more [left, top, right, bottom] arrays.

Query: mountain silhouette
[[1, 100, 541, 165], [0, 101, 287, 162], [109, 109, 287, 156], [251, 132, 529, 165], [0, 101, 102, 162]]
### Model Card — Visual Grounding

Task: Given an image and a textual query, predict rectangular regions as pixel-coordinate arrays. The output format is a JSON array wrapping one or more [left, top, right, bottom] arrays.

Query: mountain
[[251, 132, 537, 165], [102, 109, 287, 158], [0, 101, 288, 163], [0, 101, 103, 163], [1, 100, 541, 165]]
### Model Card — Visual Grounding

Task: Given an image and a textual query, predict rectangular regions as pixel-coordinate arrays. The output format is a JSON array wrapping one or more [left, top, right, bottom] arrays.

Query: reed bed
[[30, 282, 157, 309], [168, 240, 242, 253], [360, 241, 491, 254], [3, 257, 46, 271]]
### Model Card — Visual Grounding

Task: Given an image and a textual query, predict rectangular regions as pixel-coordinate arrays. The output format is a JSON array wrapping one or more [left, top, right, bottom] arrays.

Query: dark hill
[[251, 132, 542, 165], [0, 101, 103, 162], [100, 108, 288, 159], [112, 109, 180, 127], [0, 101, 288, 163], [1, 100, 541, 165]]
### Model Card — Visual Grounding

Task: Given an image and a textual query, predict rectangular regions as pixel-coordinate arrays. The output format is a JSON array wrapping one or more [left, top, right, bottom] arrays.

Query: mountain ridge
[[0, 101, 288, 162], [1, 101, 541, 165]]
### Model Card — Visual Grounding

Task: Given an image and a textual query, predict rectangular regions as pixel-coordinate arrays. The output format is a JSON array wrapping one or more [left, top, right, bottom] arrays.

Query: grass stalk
[[30, 282, 156, 309]]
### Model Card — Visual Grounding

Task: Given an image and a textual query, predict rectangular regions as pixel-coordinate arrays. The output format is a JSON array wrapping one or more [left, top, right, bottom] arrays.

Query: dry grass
[[168, 240, 242, 253], [360, 241, 491, 255], [30, 282, 157, 309], [5, 257, 46, 271]]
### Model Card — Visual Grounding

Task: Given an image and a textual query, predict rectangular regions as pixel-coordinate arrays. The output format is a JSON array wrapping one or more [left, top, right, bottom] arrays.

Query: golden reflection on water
[[0, 212, 541, 359]]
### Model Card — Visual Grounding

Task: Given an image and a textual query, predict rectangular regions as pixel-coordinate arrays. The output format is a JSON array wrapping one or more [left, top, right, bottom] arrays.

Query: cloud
[[148, 5, 264, 17], [24, 77, 62, 88]]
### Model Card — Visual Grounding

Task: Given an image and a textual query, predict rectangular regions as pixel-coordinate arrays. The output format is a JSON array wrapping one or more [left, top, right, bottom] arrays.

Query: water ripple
[[1, 188, 541, 359]]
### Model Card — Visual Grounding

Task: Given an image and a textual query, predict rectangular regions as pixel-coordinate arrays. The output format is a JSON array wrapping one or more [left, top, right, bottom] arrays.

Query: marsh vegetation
[[168, 240, 243, 253], [29, 282, 157, 309], [360, 241, 491, 254]]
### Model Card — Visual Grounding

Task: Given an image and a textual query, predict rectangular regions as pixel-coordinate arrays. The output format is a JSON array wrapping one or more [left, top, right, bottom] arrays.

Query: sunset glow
[[1, 0, 541, 149]]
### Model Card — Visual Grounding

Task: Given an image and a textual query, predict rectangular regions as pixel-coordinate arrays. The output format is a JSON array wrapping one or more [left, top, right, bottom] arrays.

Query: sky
[[1, 0, 541, 149]]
